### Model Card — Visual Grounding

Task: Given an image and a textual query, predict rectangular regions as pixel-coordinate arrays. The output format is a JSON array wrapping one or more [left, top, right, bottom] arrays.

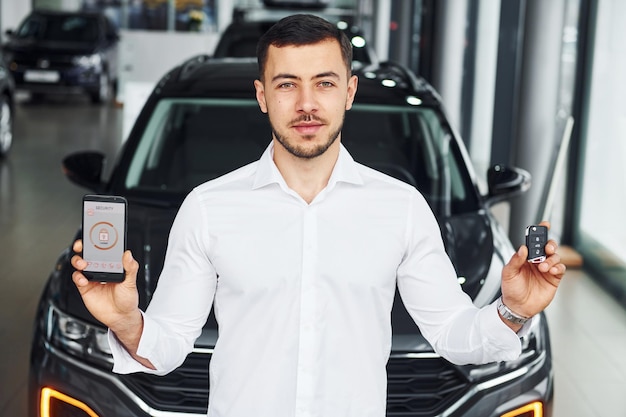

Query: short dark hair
[[256, 14, 353, 80]]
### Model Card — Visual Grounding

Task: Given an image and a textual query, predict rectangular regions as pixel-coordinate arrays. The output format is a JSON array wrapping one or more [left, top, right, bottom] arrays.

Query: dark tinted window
[[124, 99, 478, 215], [16, 14, 99, 43]]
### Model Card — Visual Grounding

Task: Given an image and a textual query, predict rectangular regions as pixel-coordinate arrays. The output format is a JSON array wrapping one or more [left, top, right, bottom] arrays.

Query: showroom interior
[[0, 0, 625, 416]]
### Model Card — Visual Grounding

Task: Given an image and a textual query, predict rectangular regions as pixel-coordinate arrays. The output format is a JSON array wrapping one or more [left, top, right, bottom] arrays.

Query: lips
[[290, 115, 325, 135], [293, 122, 323, 135]]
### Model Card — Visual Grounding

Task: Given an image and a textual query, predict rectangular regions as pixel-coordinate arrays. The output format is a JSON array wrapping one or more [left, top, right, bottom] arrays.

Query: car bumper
[[30, 339, 552, 417], [10, 66, 102, 95]]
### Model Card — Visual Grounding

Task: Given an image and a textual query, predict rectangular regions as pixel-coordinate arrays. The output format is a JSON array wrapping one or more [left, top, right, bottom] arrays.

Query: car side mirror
[[62, 151, 106, 192], [486, 164, 531, 205]]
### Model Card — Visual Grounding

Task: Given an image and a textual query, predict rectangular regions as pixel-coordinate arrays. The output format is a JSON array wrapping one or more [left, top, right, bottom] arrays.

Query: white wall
[[118, 30, 220, 139], [33, 0, 82, 10], [1, 1, 31, 37]]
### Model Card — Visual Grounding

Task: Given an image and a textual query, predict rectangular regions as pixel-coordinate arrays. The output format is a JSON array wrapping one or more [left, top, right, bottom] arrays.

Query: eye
[[278, 82, 295, 89], [319, 81, 335, 88]]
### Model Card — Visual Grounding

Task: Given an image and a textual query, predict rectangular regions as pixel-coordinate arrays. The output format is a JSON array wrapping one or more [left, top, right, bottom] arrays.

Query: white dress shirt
[[110, 142, 524, 417]]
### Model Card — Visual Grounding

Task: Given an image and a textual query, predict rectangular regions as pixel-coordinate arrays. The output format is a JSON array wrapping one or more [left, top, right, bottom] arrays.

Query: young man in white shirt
[[71, 13, 566, 417]]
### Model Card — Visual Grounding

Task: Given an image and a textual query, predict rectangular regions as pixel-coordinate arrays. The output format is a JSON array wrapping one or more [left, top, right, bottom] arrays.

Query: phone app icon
[[99, 229, 110, 244], [89, 222, 119, 250]]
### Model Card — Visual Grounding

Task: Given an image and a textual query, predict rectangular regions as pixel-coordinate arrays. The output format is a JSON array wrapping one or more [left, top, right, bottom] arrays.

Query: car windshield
[[15, 14, 99, 43], [124, 98, 479, 215]]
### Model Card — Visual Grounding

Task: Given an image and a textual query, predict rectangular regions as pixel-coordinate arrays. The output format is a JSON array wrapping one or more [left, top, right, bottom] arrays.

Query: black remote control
[[526, 225, 548, 263]]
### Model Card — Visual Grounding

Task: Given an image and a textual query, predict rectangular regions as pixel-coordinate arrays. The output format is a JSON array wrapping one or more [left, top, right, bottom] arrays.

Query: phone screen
[[82, 195, 127, 281]]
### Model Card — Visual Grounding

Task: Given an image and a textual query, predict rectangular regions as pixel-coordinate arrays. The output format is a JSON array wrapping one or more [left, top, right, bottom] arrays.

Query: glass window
[[576, 0, 626, 283], [124, 98, 479, 217], [81, 0, 217, 32], [16, 14, 99, 42]]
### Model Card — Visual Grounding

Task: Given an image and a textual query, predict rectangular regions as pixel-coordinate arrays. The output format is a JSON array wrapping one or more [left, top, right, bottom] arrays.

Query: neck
[[272, 139, 340, 204]]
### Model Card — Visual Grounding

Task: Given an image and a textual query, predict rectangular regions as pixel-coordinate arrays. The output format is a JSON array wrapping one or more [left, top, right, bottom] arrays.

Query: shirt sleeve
[[110, 189, 217, 375], [396, 190, 522, 365]]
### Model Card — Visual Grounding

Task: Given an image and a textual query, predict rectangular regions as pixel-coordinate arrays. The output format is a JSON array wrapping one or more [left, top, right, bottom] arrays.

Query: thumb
[[122, 250, 139, 287], [503, 245, 527, 280]]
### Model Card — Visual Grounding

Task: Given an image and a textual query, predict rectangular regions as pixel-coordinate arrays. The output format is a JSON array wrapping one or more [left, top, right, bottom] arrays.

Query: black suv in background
[[2, 10, 119, 104], [214, 18, 375, 69], [29, 53, 552, 417], [214, 5, 377, 70]]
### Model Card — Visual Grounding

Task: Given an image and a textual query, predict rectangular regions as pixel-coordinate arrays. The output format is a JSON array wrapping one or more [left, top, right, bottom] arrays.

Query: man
[[71, 14, 565, 417]]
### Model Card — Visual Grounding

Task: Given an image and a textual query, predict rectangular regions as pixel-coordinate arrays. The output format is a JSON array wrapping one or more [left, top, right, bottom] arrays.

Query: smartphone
[[525, 225, 548, 264], [81, 194, 128, 282]]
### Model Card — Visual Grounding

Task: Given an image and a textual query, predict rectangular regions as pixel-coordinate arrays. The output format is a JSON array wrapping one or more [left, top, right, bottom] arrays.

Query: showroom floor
[[1, 95, 625, 416]]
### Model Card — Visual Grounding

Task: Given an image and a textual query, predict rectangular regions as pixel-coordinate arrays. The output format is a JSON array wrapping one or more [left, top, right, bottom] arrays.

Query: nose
[[296, 85, 318, 114]]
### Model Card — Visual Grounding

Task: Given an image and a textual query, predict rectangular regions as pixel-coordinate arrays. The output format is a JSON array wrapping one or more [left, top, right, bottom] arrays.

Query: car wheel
[[90, 71, 111, 104], [0, 95, 13, 157]]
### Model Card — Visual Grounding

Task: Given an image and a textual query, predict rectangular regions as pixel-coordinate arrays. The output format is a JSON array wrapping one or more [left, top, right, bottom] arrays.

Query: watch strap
[[497, 296, 531, 326]]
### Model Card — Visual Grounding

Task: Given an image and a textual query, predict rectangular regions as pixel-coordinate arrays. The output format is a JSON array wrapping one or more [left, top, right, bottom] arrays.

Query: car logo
[[38, 59, 50, 69]]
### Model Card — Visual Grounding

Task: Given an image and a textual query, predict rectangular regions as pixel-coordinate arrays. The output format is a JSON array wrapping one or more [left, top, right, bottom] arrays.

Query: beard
[[270, 113, 344, 159]]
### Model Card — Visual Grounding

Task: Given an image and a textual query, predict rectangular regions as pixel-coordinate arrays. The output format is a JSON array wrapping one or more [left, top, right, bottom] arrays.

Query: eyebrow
[[271, 71, 341, 83]]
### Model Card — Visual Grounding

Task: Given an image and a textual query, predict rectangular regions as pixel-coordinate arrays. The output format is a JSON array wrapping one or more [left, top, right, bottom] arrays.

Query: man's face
[[254, 39, 358, 159]]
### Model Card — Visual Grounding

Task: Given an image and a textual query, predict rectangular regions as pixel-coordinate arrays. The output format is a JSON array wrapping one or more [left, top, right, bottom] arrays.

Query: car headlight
[[44, 303, 113, 368], [1, 51, 13, 65], [72, 53, 101, 68]]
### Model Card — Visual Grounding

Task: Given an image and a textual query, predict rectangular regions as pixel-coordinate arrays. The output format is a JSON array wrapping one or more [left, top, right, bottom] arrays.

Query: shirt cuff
[[489, 299, 537, 337], [109, 310, 163, 375], [479, 302, 523, 362]]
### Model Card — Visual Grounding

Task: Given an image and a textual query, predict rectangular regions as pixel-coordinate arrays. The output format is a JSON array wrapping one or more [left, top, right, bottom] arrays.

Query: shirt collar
[[252, 141, 364, 191]]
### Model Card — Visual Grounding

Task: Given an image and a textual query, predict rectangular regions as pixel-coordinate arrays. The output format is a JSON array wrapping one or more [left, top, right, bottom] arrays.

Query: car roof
[[30, 9, 104, 16], [213, 18, 377, 68], [153, 56, 441, 107]]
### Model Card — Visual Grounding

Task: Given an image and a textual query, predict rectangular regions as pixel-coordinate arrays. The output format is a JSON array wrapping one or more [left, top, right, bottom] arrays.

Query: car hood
[[55, 202, 495, 354], [6, 38, 99, 56]]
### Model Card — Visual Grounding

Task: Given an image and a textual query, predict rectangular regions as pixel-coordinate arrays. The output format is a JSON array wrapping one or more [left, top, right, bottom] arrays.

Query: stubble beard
[[271, 114, 344, 159]]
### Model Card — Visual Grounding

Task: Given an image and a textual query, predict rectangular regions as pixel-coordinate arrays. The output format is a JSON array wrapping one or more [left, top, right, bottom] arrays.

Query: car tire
[[0, 95, 13, 157], [90, 70, 111, 104]]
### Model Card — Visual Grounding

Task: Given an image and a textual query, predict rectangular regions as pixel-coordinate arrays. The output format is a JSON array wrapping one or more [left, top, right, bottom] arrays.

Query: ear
[[254, 79, 268, 114], [345, 75, 358, 111]]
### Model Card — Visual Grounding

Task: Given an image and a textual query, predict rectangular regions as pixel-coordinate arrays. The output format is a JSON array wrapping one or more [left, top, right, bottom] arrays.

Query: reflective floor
[[1, 95, 625, 416]]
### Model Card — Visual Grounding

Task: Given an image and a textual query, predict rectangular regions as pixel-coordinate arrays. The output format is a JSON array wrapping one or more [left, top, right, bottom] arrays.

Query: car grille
[[120, 352, 470, 416], [14, 55, 76, 69], [120, 352, 209, 413], [386, 355, 470, 416]]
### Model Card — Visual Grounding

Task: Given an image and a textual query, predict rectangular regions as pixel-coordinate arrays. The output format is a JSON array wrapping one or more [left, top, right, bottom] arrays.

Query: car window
[[124, 98, 478, 215], [125, 99, 270, 191], [343, 104, 478, 215], [16, 14, 99, 43]]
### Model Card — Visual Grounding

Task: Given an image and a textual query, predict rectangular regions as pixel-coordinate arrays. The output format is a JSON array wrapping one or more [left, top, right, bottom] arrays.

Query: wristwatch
[[497, 297, 531, 326]]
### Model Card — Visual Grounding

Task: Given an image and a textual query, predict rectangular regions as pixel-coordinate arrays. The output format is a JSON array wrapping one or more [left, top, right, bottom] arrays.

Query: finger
[[73, 239, 83, 253], [71, 254, 87, 271], [548, 263, 567, 279], [538, 252, 561, 273], [538, 220, 551, 230], [72, 269, 90, 288], [550, 263, 566, 278], [544, 240, 558, 255]]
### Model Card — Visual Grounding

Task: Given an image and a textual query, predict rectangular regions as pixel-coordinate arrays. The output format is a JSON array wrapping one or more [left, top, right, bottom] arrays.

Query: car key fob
[[526, 225, 548, 263]]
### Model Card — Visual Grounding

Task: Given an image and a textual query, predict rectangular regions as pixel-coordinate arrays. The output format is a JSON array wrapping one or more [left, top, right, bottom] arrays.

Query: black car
[[3, 10, 119, 104], [215, 6, 376, 70], [29, 56, 552, 417], [214, 18, 376, 70], [0, 51, 15, 157]]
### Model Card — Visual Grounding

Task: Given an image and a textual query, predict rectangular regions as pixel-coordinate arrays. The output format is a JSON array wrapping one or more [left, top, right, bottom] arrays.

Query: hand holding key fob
[[526, 225, 548, 263]]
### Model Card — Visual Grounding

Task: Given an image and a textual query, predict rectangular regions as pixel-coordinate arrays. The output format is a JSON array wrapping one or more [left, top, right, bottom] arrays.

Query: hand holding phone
[[525, 225, 548, 263], [81, 194, 128, 282]]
